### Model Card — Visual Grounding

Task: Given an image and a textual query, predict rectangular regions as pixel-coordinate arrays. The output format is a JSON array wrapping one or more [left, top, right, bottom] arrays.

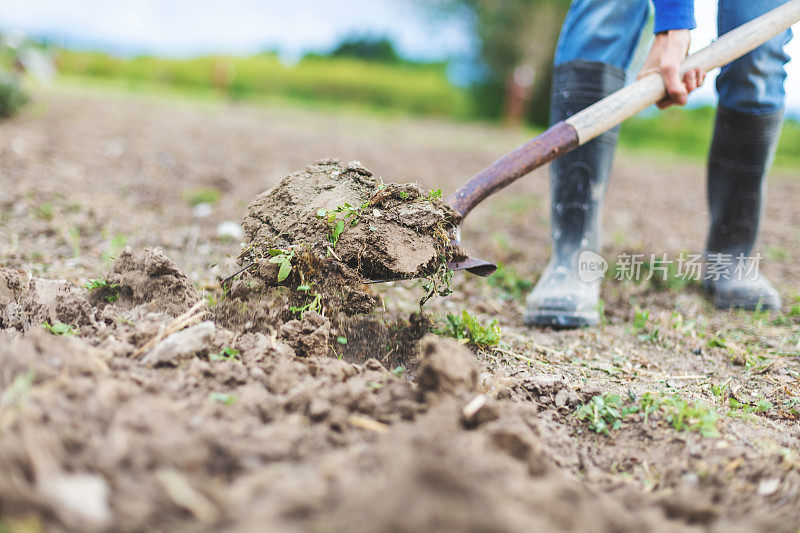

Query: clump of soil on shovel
[[235, 159, 465, 317]]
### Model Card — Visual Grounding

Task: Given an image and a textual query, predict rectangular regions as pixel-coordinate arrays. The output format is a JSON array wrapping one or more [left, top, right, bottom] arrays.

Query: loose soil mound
[[235, 159, 467, 318], [242, 159, 462, 281], [90, 246, 200, 317]]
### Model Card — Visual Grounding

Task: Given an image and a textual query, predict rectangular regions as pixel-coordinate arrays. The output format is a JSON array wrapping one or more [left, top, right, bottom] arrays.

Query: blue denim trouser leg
[[555, 0, 792, 113], [717, 0, 792, 114], [554, 0, 651, 72]]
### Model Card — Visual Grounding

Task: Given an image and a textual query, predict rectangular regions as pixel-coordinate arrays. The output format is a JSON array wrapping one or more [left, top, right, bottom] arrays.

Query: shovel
[[436, 0, 800, 280]]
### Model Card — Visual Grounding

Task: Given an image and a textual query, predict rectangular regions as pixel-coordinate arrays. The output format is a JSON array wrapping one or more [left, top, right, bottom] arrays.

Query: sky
[[0, 0, 798, 113]]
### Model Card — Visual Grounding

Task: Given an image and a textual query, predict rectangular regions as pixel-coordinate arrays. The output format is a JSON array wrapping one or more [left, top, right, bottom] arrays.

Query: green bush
[[0, 73, 28, 118]]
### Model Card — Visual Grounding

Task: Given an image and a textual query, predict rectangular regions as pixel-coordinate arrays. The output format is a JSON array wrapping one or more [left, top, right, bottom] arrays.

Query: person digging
[[525, 0, 792, 328]]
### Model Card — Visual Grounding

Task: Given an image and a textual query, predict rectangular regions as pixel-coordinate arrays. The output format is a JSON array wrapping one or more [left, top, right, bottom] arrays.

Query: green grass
[[55, 49, 469, 119], [50, 49, 800, 170], [619, 106, 800, 169]]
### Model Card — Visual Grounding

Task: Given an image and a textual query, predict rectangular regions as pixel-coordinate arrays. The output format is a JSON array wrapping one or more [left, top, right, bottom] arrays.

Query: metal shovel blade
[[448, 256, 496, 277], [363, 255, 496, 284]]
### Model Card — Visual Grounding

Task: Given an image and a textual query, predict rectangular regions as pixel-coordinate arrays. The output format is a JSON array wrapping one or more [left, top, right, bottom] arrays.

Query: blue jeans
[[554, 0, 793, 114]]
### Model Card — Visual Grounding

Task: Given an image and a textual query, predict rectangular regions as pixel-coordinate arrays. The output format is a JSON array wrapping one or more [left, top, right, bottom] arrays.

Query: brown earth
[[241, 158, 460, 281], [0, 87, 799, 532]]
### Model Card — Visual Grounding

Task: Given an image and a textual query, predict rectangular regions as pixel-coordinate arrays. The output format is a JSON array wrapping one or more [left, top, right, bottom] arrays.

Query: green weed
[[427, 188, 443, 201], [487, 262, 533, 301], [728, 397, 773, 416], [789, 295, 800, 317], [209, 392, 236, 405], [43, 321, 76, 336], [66, 227, 81, 258], [575, 392, 719, 437], [764, 245, 790, 262], [33, 203, 54, 221], [181, 187, 221, 206], [575, 394, 630, 435], [209, 347, 240, 362], [102, 233, 128, 263], [267, 248, 294, 282], [84, 277, 120, 302], [317, 201, 370, 248], [645, 394, 719, 437], [0, 370, 35, 408], [419, 255, 454, 307], [632, 307, 649, 332], [631, 307, 663, 345], [439, 310, 501, 348], [290, 281, 324, 318], [643, 255, 700, 291]]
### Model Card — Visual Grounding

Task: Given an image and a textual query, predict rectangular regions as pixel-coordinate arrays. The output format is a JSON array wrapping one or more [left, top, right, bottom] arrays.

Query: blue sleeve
[[652, 0, 696, 32]]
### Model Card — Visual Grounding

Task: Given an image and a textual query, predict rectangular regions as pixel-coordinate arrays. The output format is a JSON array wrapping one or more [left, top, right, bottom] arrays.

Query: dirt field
[[1, 88, 799, 532]]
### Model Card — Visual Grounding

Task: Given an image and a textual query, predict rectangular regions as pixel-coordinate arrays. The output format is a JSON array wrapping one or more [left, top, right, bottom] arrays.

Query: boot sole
[[523, 309, 599, 329], [711, 294, 781, 311]]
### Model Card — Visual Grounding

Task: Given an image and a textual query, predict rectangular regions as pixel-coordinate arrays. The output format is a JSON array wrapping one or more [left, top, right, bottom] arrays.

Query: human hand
[[638, 29, 706, 109]]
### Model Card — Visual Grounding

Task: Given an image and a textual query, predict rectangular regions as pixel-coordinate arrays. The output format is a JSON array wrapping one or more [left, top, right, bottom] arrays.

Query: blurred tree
[[426, 0, 571, 126], [329, 35, 402, 63]]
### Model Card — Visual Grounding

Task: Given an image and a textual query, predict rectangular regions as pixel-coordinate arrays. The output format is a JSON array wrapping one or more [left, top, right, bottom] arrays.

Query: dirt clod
[[242, 159, 459, 280], [100, 246, 200, 317], [238, 159, 463, 316], [278, 311, 331, 358], [416, 335, 480, 395]]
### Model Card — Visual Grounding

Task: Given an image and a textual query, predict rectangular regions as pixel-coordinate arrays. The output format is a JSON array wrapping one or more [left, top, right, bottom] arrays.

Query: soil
[[241, 158, 460, 281], [0, 88, 799, 532], [237, 158, 463, 317]]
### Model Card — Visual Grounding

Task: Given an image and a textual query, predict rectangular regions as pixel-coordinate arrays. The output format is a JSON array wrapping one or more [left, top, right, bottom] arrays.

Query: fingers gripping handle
[[566, 0, 800, 145]]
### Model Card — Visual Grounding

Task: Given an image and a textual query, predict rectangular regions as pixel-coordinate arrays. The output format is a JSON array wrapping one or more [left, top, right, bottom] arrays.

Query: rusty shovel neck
[[445, 121, 580, 220]]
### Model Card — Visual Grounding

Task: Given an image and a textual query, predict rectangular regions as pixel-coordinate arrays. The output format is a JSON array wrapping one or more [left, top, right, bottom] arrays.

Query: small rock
[[345, 160, 372, 176], [308, 397, 332, 421], [216, 221, 243, 241], [142, 321, 216, 366], [758, 477, 781, 496], [554, 389, 570, 408], [193, 203, 213, 218], [461, 394, 500, 428], [40, 473, 111, 528]]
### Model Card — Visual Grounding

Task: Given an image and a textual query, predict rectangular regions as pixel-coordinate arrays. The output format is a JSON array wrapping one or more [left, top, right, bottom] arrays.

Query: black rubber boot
[[524, 61, 625, 328], [704, 106, 783, 310]]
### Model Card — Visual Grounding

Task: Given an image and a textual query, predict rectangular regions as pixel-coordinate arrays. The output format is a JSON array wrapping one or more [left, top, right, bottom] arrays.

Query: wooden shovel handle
[[447, 0, 800, 219]]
